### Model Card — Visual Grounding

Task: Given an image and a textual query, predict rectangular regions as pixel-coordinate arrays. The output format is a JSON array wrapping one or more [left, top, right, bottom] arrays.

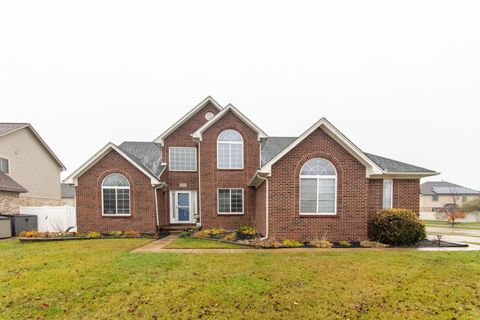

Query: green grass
[[166, 237, 246, 249], [1, 239, 480, 319], [422, 220, 480, 229]]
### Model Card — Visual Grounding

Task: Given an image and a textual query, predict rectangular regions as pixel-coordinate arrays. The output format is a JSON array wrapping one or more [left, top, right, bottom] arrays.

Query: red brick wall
[[393, 179, 420, 214], [267, 127, 371, 242], [199, 110, 260, 230], [161, 102, 220, 225], [255, 182, 267, 236], [76, 150, 157, 234]]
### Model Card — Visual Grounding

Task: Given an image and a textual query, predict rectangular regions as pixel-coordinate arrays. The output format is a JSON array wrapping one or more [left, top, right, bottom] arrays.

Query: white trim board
[[63, 142, 161, 186], [192, 104, 268, 142], [153, 96, 223, 145]]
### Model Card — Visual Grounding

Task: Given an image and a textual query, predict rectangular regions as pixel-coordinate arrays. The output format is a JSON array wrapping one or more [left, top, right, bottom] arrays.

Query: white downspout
[[154, 183, 164, 234], [194, 139, 202, 227], [258, 174, 269, 240]]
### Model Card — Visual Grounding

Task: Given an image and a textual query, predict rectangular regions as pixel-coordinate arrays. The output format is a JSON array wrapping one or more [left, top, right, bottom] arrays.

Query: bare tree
[[439, 186, 466, 227]]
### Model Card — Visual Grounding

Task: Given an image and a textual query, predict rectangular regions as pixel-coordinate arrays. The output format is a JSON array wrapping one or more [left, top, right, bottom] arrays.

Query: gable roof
[[365, 153, 436, 174], [258, 118, 384, 177], [261, 137, 297, 166], [153, 96, 222, 145], [421, 181, 480, 195], [61, 183, 75, 198], [118, 142, 165, 177], [0, 171, 28, 193], [0, 123, 66, 171], [192, 104, 268, 141], [63, 142, 163, 186]]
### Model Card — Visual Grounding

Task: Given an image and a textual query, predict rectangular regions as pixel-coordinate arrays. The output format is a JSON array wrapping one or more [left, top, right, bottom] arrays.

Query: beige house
[[420, 181, 480, 222], [61, 183, 75, 207], [0, 123, 66, 208]]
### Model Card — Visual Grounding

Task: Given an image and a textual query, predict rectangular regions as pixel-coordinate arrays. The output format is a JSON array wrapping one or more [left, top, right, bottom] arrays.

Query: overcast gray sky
[[1, 1, 479, 189]]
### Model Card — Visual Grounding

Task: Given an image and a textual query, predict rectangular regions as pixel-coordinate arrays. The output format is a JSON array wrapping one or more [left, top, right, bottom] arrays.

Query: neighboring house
[[420, 181, 480, 222], [61, 183, 75, 207], [65, 97, 437, 241], [0, 123, 66, 206], [0, 171, 28, 214]]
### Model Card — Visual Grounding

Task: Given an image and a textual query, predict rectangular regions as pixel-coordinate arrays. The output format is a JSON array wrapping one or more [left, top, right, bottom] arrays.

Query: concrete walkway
[[131, 235, 480, 253], [427, 226, 480, 238]]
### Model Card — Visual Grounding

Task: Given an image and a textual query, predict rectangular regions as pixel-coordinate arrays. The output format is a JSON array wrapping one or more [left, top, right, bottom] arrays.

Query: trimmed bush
[[123, 230, 141, 238], [282, 240, 304, 248], [369, 209, 426, 246], [86, 232, 101, 239], [338, 240, 352, 247], [236, 225, 257, 240], [309, 240, 333, 248]]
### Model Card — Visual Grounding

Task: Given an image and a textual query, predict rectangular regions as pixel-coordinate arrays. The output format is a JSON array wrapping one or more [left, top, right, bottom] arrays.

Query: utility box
[[0, 216, 12, 238], [0, 214, 38, 236]]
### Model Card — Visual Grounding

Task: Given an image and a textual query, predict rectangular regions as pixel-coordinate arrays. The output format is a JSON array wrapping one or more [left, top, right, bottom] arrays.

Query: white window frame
[[217, 188, 244, 215], [101, 174, 131, 217], [168, 147, 197, 172], [383, 179, 394, 209], [299, 159, 338, 216], [169, 191, 197, 224], [0, 156, 10, 175], [217, 130, 244, 170]]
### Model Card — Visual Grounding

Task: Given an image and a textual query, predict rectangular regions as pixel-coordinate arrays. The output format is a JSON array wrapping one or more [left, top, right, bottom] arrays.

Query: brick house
[[65, 97, 438, 241]]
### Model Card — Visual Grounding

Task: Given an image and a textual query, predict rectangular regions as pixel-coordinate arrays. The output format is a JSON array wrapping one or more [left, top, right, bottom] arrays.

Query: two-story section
[[0, 123, 65, 208]]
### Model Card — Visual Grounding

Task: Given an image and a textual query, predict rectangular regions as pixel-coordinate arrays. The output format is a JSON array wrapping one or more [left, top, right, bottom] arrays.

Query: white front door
[[170, 191, 196, 224]]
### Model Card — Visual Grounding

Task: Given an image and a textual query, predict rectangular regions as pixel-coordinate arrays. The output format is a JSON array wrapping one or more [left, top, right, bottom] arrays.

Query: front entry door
[[171, 191, 194, 224]]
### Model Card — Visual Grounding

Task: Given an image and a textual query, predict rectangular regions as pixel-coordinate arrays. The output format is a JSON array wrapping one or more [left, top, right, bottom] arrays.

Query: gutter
[[194, 138, 202, 227], [153, 182, 166, 234]]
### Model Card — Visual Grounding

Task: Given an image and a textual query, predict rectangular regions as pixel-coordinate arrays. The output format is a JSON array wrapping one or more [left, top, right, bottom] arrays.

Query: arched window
[[299, 158, 337, 215], [217, 129, 244, 169], [102, 173, 131, 215]]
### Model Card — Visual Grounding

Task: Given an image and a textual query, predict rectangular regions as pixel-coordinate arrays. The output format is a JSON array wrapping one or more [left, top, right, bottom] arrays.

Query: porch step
[[160, 224, 198, 235]]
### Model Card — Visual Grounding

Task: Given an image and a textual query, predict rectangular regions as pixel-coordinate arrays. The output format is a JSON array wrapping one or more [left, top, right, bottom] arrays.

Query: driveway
[[427, 226, 480, 238]]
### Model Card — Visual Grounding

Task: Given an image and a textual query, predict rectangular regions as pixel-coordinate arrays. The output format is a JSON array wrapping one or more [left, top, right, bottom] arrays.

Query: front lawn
[[166, 237, 246, 249], [1, 239, 480, 319]]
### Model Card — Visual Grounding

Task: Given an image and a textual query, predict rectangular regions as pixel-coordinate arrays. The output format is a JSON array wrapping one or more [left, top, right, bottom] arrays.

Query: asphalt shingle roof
[[0, 171, 28, 193], [421, 181, 480, 195], [260, 137, 435, 174], [118, 142, 165, 178], [364, 153, 435, 174], [261, 137, 297, 166], [0, 123, 28, 137], [61, 183, 75, 198]]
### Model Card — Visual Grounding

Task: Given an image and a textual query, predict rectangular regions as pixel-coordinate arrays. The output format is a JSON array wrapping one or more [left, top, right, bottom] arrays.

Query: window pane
[[300, 179, 317, 213], [169, 147, 197, 171], [318, 178, 336, 213], [0, 158, 9, 174], [301, 158, 336, 176], [383, 180, 393, 209], [218, 129, 242, 142], [218, 189, 230, 212], [103, 188, 117, 214], [217, 144, 230, 168], [117, 189, 130, 214], [231, 189, 243, 213], [178, 193, 189, 207], [230, 144, 243, 168], [103, 174, 129, 187]]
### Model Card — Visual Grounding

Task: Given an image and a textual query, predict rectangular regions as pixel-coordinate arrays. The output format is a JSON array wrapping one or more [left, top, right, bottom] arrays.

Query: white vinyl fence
[[420, 211, 480, 223], [20, 206, 77, 232]]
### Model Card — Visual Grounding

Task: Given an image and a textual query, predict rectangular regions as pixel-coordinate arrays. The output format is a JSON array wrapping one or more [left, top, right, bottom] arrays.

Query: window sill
[[299, 213, 337, 217], [102, 214, 131, 218], [218, 212, 244, 216], [217, 168, 244, 171]]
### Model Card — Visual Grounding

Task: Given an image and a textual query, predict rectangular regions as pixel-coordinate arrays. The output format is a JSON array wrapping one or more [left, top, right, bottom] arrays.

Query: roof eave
[[369, 171, 440, 179]]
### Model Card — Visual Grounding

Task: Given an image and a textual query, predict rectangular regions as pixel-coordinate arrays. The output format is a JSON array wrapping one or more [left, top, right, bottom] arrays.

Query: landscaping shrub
[[193, 229, 211, 238], [222, 233, 237, 242], [338, 240, 352, 247], [360, 241, 388, 248], [108, 231, 123, 237], [209, 228, 228, 239], [309, 240, 333, 248], [236, 225, 257, 240], [123, 230, 141, 238], [86, 232, 101, 239], [282, 240, 304, 248], [369, 208, 426, 246], [238, 238, 283, 248], [179, 230, 192, 238]]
